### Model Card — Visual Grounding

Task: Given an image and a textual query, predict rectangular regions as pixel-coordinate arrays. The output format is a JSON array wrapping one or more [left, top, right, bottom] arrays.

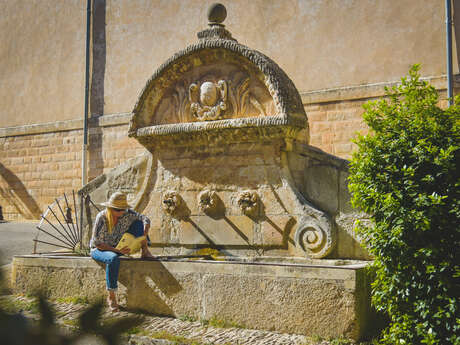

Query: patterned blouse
[[90, 209, 150, 249]]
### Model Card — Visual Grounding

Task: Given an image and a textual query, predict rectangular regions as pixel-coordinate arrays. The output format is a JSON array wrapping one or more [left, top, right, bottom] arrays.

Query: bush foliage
[[349, 65, 460, 344]]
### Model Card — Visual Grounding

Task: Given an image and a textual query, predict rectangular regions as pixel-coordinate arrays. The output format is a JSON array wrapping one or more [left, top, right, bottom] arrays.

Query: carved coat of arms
[[189, 80, 228, 121]]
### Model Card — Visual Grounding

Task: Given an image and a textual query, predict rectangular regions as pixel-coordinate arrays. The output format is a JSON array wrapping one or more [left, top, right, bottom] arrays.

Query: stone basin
[[11, 254, 374, 340]]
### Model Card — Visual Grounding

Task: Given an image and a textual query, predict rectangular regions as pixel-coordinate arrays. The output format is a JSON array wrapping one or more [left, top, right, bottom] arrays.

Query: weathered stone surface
[[1, 293, 320, 345], [80, 152, 153, 209], [303, 162, 339, 215], [335, 212, 372, 260], [202, 275, 357, 338], [260, 215, 295, 247], [179, 215, 254, 246], [121, 263, 202, 318], [129, 41, 306, 141], [11, 257, 109, 301], [11, 255, 373, 340], [338, 169, 354, 213]]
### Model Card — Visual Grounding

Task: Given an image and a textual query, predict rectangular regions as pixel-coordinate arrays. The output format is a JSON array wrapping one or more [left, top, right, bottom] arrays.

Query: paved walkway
[[0, 295, 367, 345], [0, 222, 56, 265]]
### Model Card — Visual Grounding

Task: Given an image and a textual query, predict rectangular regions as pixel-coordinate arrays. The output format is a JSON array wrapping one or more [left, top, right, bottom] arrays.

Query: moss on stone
[[55, 296, 90, 305], [200, 316, 244, 329], [178, 314, 198, 322], [125, 327, 150, 336], [62, 319, 79, 328], [150, 330, 205, 345], [0, 295, 39, 314]]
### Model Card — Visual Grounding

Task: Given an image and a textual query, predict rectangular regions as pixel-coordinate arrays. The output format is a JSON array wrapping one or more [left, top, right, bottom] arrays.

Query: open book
[[115, 233, 146, 255]]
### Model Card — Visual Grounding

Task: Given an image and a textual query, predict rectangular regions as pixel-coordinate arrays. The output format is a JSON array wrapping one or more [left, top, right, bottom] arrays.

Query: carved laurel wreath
[[189, 80, 227, 121]]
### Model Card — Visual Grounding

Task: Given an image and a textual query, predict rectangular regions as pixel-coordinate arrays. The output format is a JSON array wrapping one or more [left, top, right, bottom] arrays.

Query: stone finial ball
[[207, 3, 227, 24]]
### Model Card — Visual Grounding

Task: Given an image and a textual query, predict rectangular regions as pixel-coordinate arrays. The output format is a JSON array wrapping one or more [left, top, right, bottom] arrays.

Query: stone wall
[[306, 100, 368, 159], [303, 76, 453, 159], [0, 115, 145, 221]]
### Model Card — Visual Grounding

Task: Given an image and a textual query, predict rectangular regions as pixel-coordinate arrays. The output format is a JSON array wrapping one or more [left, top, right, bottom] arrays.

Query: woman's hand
[[96, 243, 130, 255], [96, 243, 114, 252], [118, 246, 131, 255]]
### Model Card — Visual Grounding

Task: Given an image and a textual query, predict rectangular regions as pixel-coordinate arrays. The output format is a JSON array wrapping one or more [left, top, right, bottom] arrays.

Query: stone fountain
[[12, 4, 374, 340]]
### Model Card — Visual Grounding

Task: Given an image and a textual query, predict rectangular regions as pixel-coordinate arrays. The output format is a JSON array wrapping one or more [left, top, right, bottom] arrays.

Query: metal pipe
[[446, 0, 453, 106], [80, 0, 92, 250], [82, 0, 91, 186]]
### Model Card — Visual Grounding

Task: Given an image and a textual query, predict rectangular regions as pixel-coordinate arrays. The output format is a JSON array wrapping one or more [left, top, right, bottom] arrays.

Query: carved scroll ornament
[[294, 220, 336, 259], [189, 80, 228, 121]]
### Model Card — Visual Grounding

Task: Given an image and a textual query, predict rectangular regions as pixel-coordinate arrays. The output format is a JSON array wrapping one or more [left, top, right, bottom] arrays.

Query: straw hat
[[101, 192, 131, 209]]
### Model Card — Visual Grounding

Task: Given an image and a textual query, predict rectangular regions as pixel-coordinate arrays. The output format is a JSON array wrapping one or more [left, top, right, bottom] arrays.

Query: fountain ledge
[[11, 254, 374, 340]]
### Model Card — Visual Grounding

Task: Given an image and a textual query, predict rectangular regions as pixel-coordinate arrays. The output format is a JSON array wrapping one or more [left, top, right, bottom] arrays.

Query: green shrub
[[348, 65, 460, 345]]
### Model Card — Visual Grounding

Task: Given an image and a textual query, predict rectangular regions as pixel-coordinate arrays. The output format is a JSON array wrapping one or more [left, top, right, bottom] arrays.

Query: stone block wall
[[0, 115, 145, 221], [302, 76, 452, 160], [0, 129, 83, 220], [306, 100, 368, 159]]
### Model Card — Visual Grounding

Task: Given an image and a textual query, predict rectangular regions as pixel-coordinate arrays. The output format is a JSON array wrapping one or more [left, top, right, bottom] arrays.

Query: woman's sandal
[[107, 296, 119, 312]]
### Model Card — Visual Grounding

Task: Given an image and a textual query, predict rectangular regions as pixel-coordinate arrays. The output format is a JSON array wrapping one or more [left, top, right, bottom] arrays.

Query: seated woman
[[90, 192, 154, 312]]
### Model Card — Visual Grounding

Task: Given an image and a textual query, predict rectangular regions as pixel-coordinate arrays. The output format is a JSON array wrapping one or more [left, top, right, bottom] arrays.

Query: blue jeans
[[91, 220, 144, 290]]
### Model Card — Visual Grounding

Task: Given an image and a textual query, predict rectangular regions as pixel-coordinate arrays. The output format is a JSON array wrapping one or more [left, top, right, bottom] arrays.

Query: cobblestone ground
[[0, 295, 370, 345]]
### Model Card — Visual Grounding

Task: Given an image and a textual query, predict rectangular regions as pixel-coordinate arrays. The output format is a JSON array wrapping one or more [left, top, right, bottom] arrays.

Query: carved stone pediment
[[129, 20, 308, 149], [132, 50, 286, 127], [152, 62, 277, 125]]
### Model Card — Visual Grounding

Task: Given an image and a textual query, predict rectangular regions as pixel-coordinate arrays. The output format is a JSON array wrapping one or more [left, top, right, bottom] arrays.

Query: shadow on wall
[[118, 261, 182, 316], [0, 163, 42, 219], [88, 0, 106, 181]]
